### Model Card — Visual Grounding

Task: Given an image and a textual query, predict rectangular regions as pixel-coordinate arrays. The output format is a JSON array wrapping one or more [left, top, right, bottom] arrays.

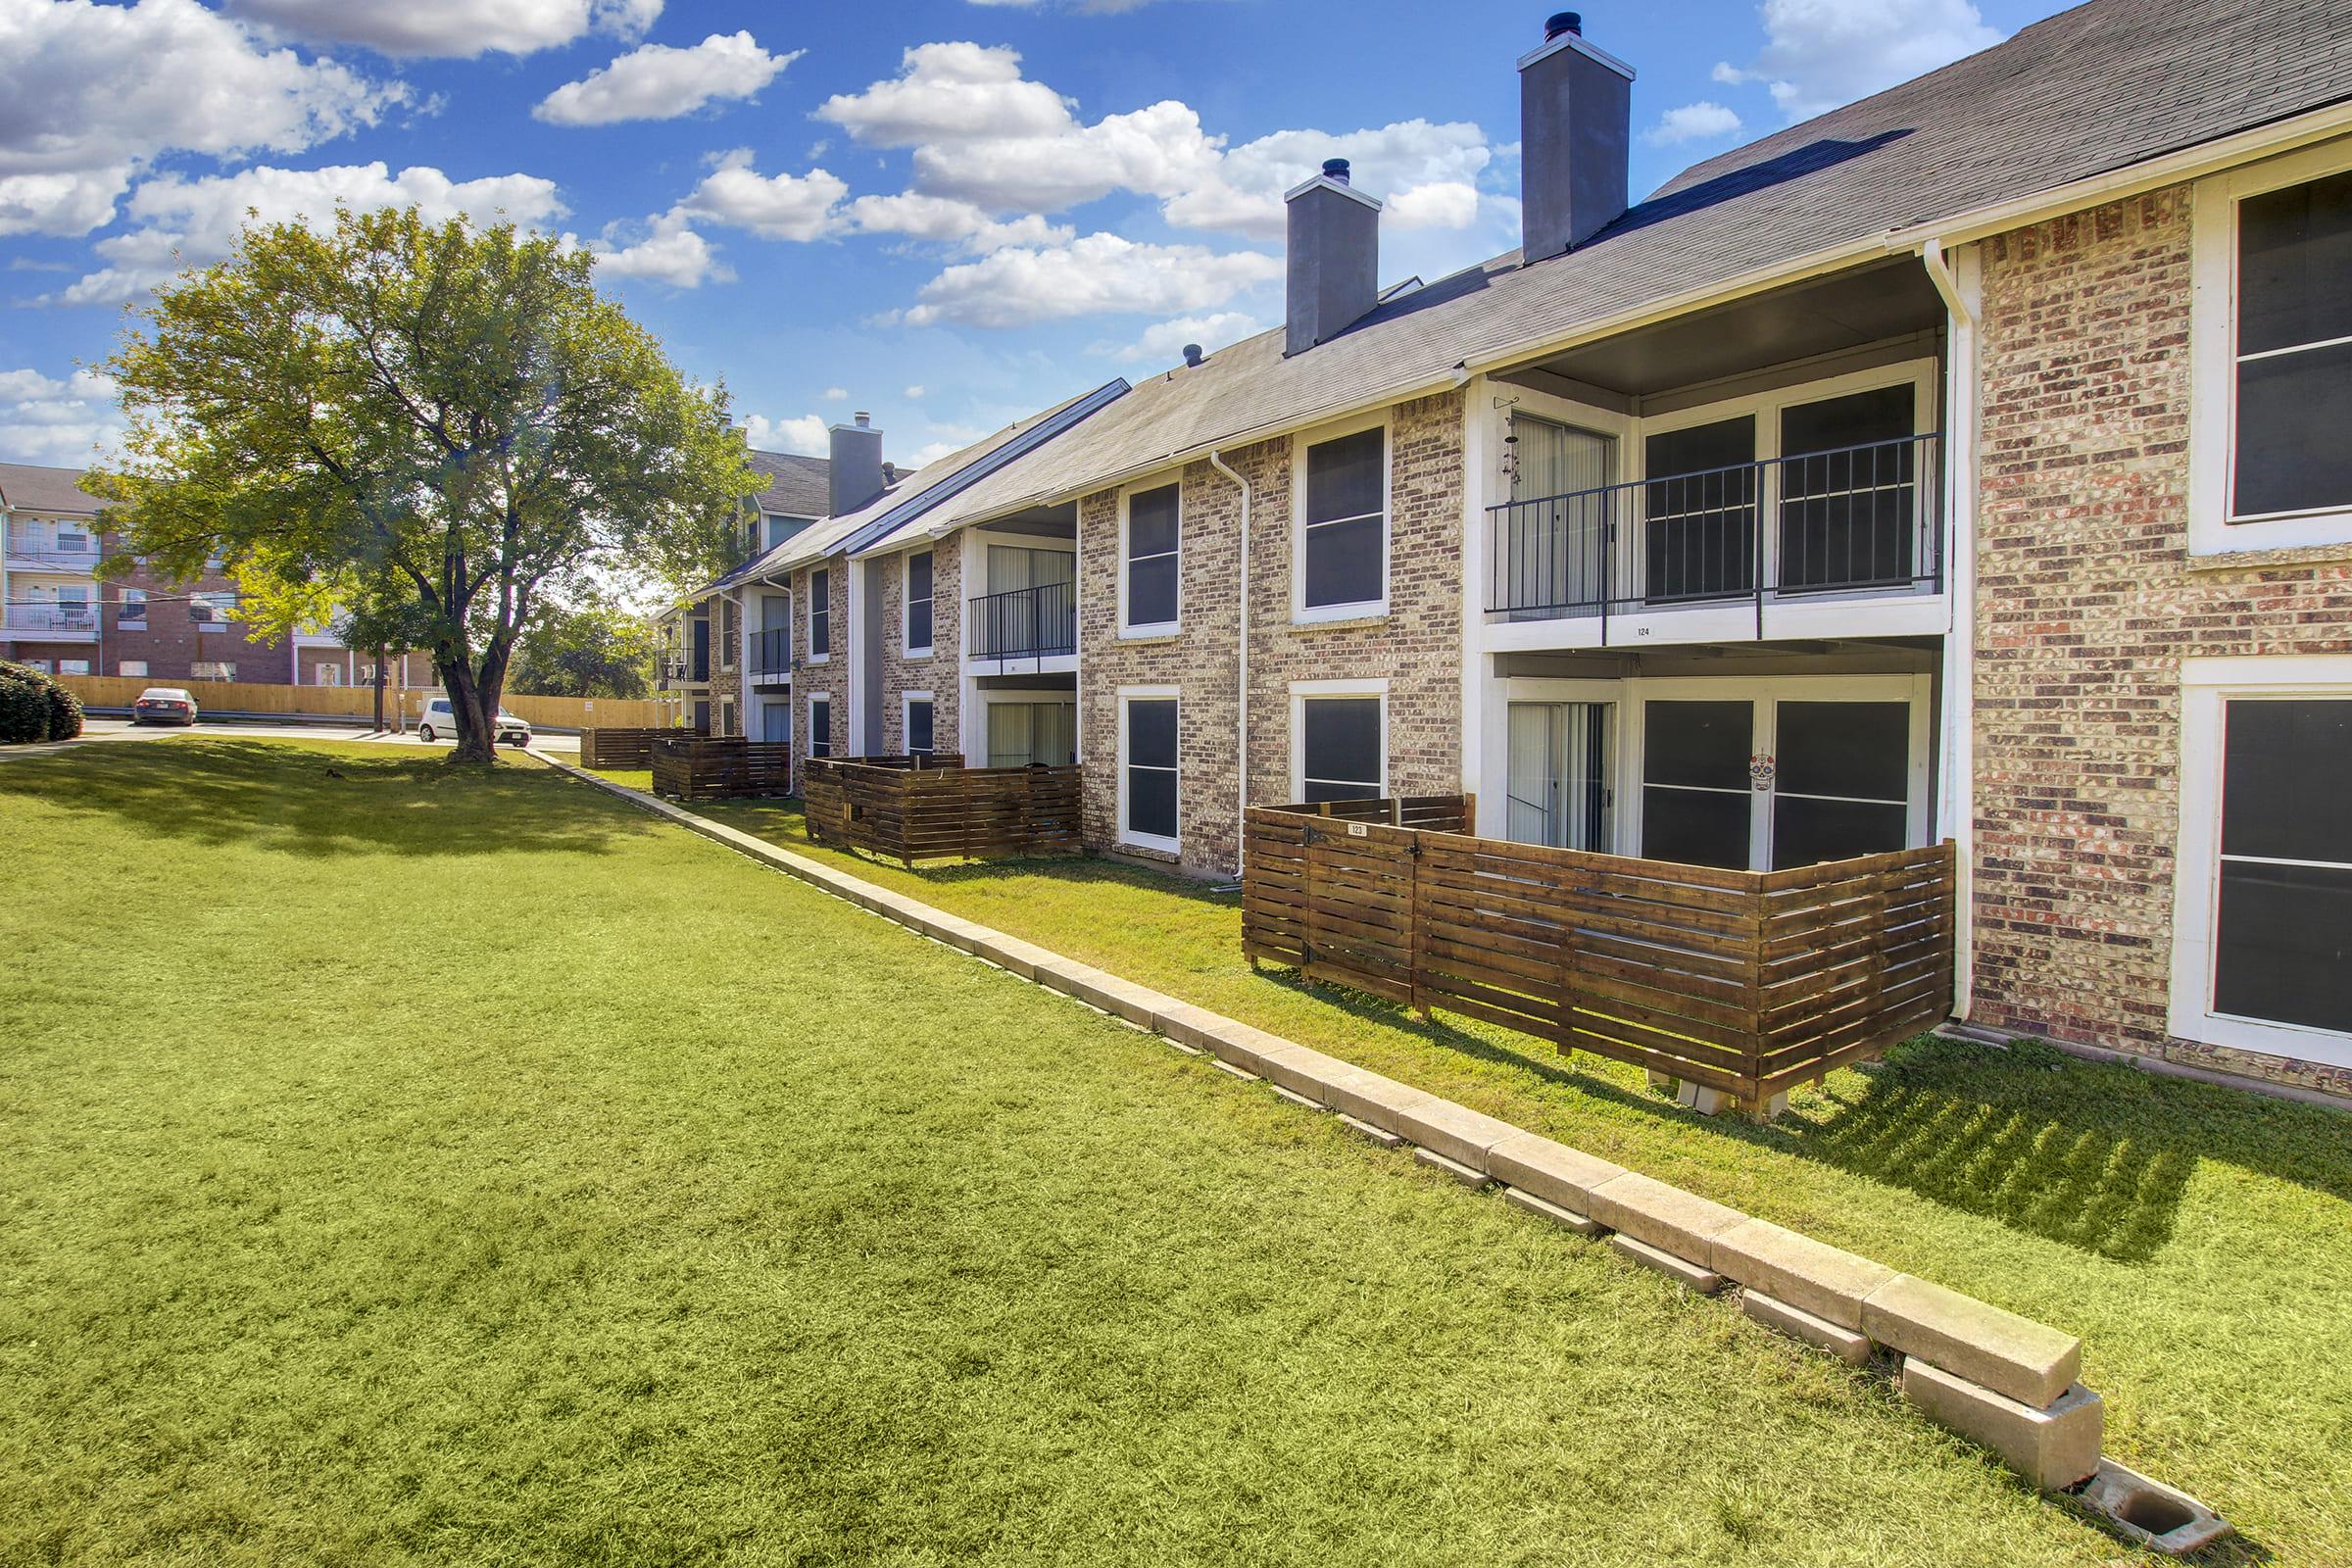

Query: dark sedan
[[131, 687, 198, 725]]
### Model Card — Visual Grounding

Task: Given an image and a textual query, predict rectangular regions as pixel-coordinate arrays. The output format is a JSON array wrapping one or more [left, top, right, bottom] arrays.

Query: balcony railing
[[5, 538, 102, 569], [1486, 431, 1943, 629], [752, 626, 790, 676], [658, 652, 711, 688], [2, 605, 99, 636], [969, 580, 1076, 661]]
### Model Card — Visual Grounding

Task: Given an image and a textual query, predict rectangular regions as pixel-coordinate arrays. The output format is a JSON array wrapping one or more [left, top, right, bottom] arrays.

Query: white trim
[[2167, 656, 2352, 1068], [1517, 25, 1636, 78], [902, 548, 934, 660], [2188, 136, 2352, 555], [805, 565, 832, 664], [1929, 241, 1984, 1016], [1116, 684, 1182, 856], [1292, 409, 1393, 624], [900, 689, 936, 756], [1288, 677, 1389, 803], [805, 691, 834, 759], [1280, 172, 1384, 211], [1116, 475, 1183, 638]]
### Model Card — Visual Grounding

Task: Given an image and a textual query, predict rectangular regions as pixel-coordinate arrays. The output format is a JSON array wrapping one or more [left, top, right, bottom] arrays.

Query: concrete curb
[[534, 752, 2117, 1497]]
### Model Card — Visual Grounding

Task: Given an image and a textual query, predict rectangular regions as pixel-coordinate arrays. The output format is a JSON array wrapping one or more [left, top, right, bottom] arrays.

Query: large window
[[1120, 692, 1179, 851], [719, 596, 738, 669], [905, 550, 933, 656], [808, 568, 830, 661], [191, 662, 235, 680], [1295, 689, 1384, 803], [1298, 424, 1386, 616], [119, 588, 146, 626], [119, 660, 148, 678], [1123, 483, 1180, 633], [191, 591, 237, 629]]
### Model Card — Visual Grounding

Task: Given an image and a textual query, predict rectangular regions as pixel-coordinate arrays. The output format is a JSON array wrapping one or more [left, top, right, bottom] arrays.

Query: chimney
[[1519, 11, 1634, 265], [828, 411, 885, 516], [1284, 157, 1382, 357]]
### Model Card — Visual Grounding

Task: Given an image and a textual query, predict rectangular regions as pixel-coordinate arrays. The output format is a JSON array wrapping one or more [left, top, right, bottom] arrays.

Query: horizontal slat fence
[[650, 735, 794, 802], [1243, 796, 1954, 1114], [805, 756, 1081, 864], [580, 726, 704, 769]]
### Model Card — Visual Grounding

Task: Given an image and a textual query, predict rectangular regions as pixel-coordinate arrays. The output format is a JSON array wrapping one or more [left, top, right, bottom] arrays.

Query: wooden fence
[[1242, 797, 1955, 1114], [804, 755, 1082, 864], [579, 726, 704, 769], [650, 735, 794, 802], [49, 673, 665, 730]]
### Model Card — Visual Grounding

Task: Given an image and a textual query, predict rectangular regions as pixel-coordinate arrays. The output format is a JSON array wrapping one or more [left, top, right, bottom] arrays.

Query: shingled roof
[[745, 449, 830, 518], [0, 462, 101, 517]]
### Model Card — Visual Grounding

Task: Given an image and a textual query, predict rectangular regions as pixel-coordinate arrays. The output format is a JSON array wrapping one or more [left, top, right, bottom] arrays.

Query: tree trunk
[[441, 660, 499, 764], [371, 646, 387, 732]]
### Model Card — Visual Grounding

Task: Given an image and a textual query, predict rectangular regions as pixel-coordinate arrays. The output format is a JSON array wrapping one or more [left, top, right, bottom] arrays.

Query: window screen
[[906, 551, 933, 652], [1299, 696, 1382, 803], [1302, 428, 1385, 610], [1779, 386, 1915, 591], [1643, 416, 1757, 601], [2213, 698, 2352, 1032], [1126, 485, 1180, 627], [2233, 170, 2352, 518], [808, 569, 830, 658], [809, 698, 831, 759], [1640, 700, 1753, 870], [1125, 698, 1179, 842], [906, 698, 934, 756]]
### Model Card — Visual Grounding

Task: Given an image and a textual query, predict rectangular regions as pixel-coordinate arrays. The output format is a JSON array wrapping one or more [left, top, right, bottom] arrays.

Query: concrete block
[[1033, 961, 1158, 1027], [1586, 1173, 1749, 1262], [1676, 1079, 1731, 1114], [971, 933, 1056, 980], [1412, 1147, 1494, 1189], [1741, 1289, 1872, 1365], [1707, 1218, 1895, 1332], [1151, 1000, 1234, 1051], [1900, 1359, 2103, 1492], [2074, 1458, 2233, 1555], [1334, 1112, 1405, 1149], [1270, 1084, 1322, 1110], [1863, 1274, 2082, 1408], [1195, 1020, 1308, 1078], [1502, 1186, 1605, 1236], [1380, 1096, 1521, 1172], [1607, 1233, 1726, 1293], [1646, 1069, 1676, 1090], [1486, 1133, 1626, 1214], [1209, 1058, 1258, 1083], [1316, 1066, 1436, 1131]]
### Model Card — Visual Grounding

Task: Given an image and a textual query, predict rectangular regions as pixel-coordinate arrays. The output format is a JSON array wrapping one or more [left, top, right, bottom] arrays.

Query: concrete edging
[[535, 752, 2117, 1497]]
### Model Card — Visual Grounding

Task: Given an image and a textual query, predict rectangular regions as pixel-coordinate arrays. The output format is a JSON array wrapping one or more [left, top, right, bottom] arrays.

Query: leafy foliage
[[510, 600, 656, 700], [0, 662, 81, 745]]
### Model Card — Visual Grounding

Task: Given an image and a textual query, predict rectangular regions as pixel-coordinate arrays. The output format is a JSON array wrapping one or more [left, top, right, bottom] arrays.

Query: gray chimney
[[1284, 157, 1382, 357], [828, 412, 885, 516], [1520, 11, 1634, 265]]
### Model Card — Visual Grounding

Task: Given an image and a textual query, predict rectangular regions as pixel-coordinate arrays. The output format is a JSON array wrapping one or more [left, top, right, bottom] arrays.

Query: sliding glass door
[[1505, 700, 1613, 850]]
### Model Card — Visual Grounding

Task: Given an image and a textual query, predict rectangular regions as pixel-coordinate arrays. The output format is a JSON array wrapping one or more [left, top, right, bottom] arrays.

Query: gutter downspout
[[1919, 236, 1980, 1022], [1208, 448, 1251, 885]]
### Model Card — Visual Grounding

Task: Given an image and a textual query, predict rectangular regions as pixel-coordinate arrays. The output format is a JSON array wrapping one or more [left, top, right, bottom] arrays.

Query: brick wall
[[876, 536, 960, 755], [790, 558, 852, 780], [706, 591, 741, 735], [1972, 184, 2352, 1101]]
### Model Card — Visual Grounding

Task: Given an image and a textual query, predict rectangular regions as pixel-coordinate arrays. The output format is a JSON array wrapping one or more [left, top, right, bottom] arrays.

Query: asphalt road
[[8, 719, 581, 756]]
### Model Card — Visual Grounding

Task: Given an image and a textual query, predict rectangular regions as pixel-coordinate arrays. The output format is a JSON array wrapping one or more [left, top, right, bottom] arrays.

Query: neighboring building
[[0, 461, 431, 690]]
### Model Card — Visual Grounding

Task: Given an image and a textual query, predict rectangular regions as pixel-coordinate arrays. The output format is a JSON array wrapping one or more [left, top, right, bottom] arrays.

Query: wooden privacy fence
[[804, 755, 1082, 864], [579, 725, 704, 769], [651, 735, 794, 802], [1242, 797, 1956, 1114], [47, 674, 666, 730]]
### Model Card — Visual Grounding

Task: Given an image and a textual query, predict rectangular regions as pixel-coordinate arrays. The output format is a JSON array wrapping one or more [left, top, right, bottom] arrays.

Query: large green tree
[[91, 207, 752, 761], [510, 600, 656, 700]]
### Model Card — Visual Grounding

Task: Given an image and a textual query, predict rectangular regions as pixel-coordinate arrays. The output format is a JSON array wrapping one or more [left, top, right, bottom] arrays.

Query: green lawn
[[0, 739, 2147, 1567], [589, 774, 2352, 1566]]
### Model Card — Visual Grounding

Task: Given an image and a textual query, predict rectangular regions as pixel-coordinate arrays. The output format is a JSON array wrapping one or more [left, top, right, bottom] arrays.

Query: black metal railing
[[752, 626, 790, 675], [969, 580, 1076, 661], [1486, 431, 1942, 630]]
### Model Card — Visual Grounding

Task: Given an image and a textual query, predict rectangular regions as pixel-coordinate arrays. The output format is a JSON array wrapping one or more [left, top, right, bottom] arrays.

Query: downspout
[[1208, 448, 1251, 886], [1919, 236, 1980, 1021]]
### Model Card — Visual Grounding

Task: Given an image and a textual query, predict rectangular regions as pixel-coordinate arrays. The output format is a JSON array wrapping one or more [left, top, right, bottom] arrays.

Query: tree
[[510, 601, 656, 700], [90, 206, 752, 762]]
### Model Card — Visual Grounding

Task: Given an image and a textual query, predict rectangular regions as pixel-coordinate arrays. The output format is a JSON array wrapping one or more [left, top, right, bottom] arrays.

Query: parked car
[[417, 697, 532, 747], [131, 687, 197, 726]]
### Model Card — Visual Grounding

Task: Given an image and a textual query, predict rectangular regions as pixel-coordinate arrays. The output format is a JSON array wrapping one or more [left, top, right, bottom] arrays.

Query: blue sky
[[0, 0, 2076, 473]]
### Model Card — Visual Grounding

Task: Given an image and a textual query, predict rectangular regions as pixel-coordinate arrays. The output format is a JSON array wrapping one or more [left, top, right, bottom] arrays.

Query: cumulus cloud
[[677, 152, 847, 241], [534, 31, 799, 126], [1096, 311, 1263, 365], [589, 210, 729, 287], [0, 364, 122, 466], [223, 0, 661, 59], [742, 412, 827, 455], [899, 233, 1279, 328], [1646, 101, 1743, 145], [821, 386, 847, 401], [1165, 120, 1493, 239], [903, 385, 925, 399], [1717, 0, 2002, 122], [0, 0, 401, 237], [60, 162, 566, 305], [841, 192, 1069, 253]]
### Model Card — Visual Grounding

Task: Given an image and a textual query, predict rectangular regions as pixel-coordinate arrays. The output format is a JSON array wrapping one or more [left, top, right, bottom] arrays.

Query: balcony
[[4, 534, 102, 573], [657, 652, 711, 691], [2, 604, 100, 642], [750, 626, 790, 686], [968, 581, 1076, 673], [1486, 432, 1945, 649]]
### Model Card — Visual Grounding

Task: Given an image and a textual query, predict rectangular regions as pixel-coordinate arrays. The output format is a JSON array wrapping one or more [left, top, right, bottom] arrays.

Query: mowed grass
[[0, 739, 2147, 1567], [583, 776, 2352, 1566]]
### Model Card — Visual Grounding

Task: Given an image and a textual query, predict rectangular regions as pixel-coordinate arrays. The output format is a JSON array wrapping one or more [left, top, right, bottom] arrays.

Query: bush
[[0, 661, 79, 744]]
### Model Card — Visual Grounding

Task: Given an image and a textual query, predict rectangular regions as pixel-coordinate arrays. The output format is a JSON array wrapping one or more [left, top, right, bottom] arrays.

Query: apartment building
[[0, 461, 430, 688]]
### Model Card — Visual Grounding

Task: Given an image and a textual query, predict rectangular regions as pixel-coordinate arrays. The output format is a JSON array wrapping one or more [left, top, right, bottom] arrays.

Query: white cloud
[[1646, 101, 1743, 146], [900, 232, 1279, 329], [0, 363, 122, 466], [903, 385, 925, 399], [61, 162, 566, 305], [821, 386, 848, 401], [0, 0, 400, 237], [1719, 0, 2002, 122], [1165, 120, 1492, 239], [678, 152, 847, 241], [816, 41, 1073, 147], [1097, 311, 1263, 365], [841, 192, 1069, 253], [742, 413, 828, 455], [1386, 180, 1481, 229], [534, 31, 799, 126], [590, 210, 728, 287], [223, 0, 660, 59]]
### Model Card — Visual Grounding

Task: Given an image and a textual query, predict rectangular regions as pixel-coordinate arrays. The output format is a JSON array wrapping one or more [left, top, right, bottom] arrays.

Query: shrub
[[44, 678, 82, 741], [0, 661, 77, 745]]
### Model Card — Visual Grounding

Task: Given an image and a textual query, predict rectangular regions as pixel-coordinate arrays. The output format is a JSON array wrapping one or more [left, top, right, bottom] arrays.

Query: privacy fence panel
[[1243, 797, 1955, 1112], [580, 726, 704, 769], [804, 756, 1080, 863], [651, 735, 794, 801]]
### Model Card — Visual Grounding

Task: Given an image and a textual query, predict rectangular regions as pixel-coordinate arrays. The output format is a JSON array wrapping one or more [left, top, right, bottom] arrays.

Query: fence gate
[[1299, 815, 1419, 1005]]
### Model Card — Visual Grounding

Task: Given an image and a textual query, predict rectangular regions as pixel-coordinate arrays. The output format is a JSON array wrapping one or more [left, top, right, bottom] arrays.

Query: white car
[[417, 697, 532, 747]]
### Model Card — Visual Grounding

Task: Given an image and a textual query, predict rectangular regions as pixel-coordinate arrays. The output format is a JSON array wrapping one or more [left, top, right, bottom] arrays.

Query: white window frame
[[192, 590, 236, 630], [1289, 677, 1389, 803], [903, 549, 934, 659], [806, 568, 831, 664], [806, 691, 833, 759], [118, 660, 148, 678], [120, 588, 147, 625], [901, 689, 936, 757], [57, 659, 90, 677], [2188, 139, 2352, 555], [1118, 477, 1183, 638], [1116, 684, 1182, 856], [2168, 655, 2352, 1067], [1292, 410, 1393, 624]]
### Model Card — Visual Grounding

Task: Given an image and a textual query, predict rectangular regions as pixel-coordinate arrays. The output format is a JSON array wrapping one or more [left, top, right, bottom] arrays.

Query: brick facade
[[790, 558, 853, 781], [876, 535, 961, 755], [1971, 183, 2352, 1102]]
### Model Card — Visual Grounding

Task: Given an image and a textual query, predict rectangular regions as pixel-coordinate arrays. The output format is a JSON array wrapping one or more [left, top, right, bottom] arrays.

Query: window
[[808, 568, 831, 661], [2192, 149, 2352, 551], [57, 659, 90, 677], [2172, 659, 2352, 1066], [905, 693, 935, 757], [986, 701, 1076, 768], [719, 699, 735, 737], [978, 545, 1076, 659], [21, 660, 50, 674], [314, 662, 344, 686], [1298, 423, 1387, 617], [1293, 685, 1385, 803], [191, 662, 235, 680], [1122, 483, 1180, 633], [191, 591, 236, 629], [119, 589, 146, 625], [760, 699, 792, 744], [118, 661, 148, 678], [719, 597, 738, 669], [1119, 691, 1179, 852], [905, 550, 933, 656], [808, 694, 832, 758]]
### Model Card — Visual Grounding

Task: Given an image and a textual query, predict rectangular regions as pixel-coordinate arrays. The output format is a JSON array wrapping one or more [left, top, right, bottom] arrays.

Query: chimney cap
[[1321, 158, 1351, 183], [1545, 10, 1581, 38], [1182, 343, 1204, 367], [854, 411, 870, 427]]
